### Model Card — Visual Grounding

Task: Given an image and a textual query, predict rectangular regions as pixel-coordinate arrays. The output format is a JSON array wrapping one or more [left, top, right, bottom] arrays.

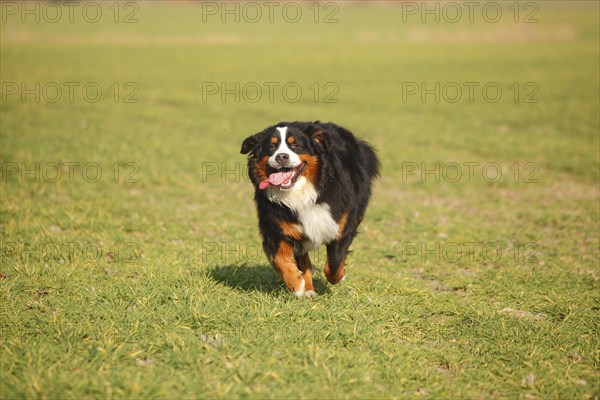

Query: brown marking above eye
[[271, 136, 279, 144], [287, 136, 296, 144]]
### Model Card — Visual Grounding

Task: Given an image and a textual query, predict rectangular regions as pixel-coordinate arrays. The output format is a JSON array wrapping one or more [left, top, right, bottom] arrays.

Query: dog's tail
[[359, 140, 380, 179]]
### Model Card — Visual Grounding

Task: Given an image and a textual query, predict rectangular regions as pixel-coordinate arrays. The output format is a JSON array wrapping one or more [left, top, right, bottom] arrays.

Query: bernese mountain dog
[[240, 121, 379, 298]]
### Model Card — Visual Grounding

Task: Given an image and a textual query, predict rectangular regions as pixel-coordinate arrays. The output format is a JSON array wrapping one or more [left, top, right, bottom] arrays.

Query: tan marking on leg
[[297, 252, 314, 292], [324, 258, 346, 284], [272, 241, 305, 295], [337, 212, 349, 239]]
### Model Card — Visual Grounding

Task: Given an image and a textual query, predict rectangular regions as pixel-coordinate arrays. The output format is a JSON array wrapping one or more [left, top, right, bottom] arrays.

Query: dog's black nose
[[275, 153, 289, 165]]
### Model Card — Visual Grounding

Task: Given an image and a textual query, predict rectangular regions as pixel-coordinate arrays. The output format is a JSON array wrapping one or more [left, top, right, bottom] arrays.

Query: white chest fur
[[267, 177, 339, 249]]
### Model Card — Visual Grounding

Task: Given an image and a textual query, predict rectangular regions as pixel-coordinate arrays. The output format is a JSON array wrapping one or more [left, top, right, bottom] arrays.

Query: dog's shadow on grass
[[208, 264, 331, 296]]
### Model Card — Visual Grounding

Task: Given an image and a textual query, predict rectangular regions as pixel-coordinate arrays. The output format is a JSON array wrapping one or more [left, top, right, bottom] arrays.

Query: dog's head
[[241, 122, 328, 191]]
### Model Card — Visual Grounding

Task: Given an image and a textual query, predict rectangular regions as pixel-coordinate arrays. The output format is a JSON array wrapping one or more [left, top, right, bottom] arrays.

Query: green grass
[[1, 1, 599, 398]]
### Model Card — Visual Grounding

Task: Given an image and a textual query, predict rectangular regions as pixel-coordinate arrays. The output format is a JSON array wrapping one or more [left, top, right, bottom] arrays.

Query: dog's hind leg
[[324, 235, 354, 284]]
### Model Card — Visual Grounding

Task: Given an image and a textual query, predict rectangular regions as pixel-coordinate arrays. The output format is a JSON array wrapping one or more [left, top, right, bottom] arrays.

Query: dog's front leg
[[269, 241, 305, 297]]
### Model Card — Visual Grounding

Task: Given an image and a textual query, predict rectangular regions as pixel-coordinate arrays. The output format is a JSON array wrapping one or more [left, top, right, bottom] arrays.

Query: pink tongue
[[259, 170, 294, 190]]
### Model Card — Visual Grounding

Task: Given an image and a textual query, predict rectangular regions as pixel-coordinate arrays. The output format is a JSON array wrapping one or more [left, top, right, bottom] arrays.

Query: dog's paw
[[303, 290, 318, 299], [293, 278, 306, 298]]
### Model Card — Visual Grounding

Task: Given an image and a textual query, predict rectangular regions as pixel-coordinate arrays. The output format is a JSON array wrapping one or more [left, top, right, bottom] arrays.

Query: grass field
[[1, 1, 599, 398]]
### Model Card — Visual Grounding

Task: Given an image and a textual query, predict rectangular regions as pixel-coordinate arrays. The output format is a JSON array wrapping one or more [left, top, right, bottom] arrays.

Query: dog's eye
[[289, 143, 299, 150]]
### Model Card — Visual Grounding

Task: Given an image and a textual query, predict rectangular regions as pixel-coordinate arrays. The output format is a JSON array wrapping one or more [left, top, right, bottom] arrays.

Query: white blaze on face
[[268, 126, 301, 169]]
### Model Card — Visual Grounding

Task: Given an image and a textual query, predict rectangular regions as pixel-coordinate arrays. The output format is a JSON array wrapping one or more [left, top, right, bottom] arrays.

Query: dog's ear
[[240, 131, 265, 154], [308, 128, 329, 153]]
